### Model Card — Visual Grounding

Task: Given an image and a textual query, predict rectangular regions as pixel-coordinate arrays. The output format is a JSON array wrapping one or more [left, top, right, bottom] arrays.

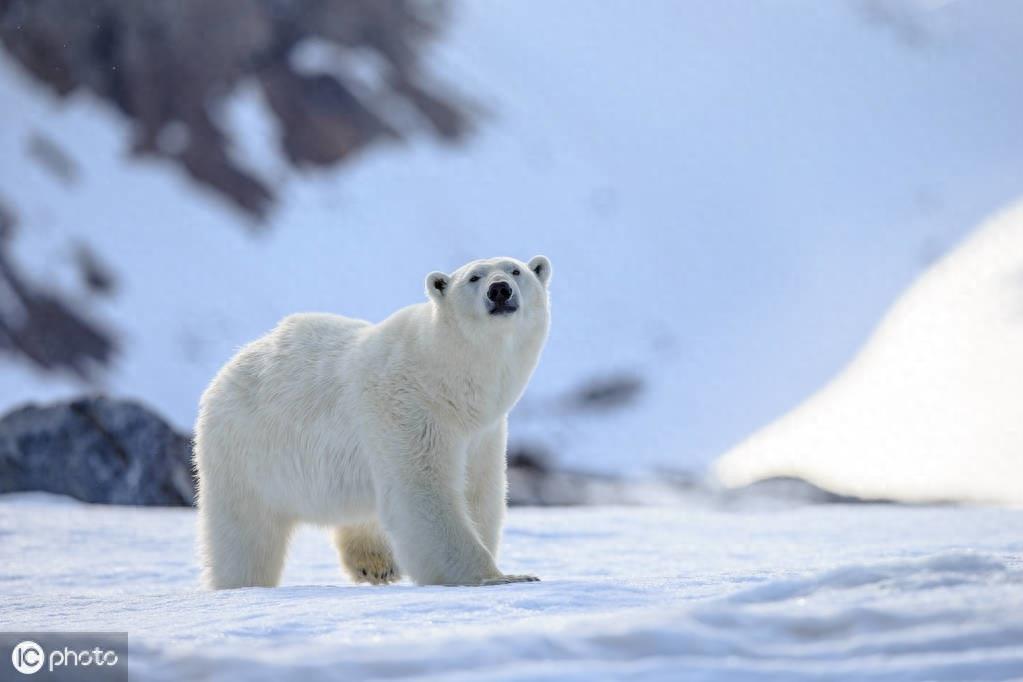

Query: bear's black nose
[[487, 281, 513, 304]]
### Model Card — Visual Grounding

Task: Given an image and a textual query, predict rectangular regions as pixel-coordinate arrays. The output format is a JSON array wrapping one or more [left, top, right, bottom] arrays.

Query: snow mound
[[715, 201, 1023, 505], [2, 496, 1022, 680]]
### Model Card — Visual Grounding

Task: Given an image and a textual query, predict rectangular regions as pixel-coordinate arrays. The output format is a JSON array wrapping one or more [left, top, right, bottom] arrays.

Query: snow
[[4, 4, 1022, 677], [5, 6, 1023, 673], [4, 2, 1023, 475], [2, 494, 1022, 680], [714, 200, 1023, 505]]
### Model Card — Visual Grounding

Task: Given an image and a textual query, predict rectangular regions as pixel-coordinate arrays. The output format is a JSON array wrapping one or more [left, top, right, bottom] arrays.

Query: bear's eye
[[512, 269, 520, 276], [469, 275, 480, 283]]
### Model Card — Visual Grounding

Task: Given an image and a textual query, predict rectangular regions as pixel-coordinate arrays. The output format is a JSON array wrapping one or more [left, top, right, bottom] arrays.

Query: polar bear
[[193, 256, 552, 589]]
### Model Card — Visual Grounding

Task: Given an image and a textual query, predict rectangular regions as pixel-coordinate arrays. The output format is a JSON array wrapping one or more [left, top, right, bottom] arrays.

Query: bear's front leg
[[373, 432, 536, 587], [466, 421, 510, 557]]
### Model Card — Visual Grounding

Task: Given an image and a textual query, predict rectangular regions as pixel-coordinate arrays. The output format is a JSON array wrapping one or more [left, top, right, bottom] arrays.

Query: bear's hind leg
[[198, 490, 294, 590], [334, 522, 401, 585]]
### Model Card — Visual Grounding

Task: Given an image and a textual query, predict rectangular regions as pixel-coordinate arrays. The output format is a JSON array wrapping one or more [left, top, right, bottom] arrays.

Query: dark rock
[[507, 445, 551, 474], [0, 396, 194, 506], [74, 242, 117, 296], [507, 443, 629, 506], [508, 464, 631, 506], [568, 373, 643, 412], [0, 0, 473, 219], [0, 232, 116, 379], [27, 133, 78, 184]]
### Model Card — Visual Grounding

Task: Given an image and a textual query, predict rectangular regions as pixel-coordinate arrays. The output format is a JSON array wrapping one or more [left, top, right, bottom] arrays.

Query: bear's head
[[426, 256, 552, 335]]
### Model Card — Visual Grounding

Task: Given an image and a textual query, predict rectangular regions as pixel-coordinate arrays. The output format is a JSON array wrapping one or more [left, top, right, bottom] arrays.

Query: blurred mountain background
[[2, 0, 1022, 495]]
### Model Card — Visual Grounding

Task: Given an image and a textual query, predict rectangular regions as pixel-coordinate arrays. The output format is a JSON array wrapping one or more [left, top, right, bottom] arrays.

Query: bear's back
[[203, 313, 370, 416], [272, 312, 370, 356], [260, 312, 371, 388]]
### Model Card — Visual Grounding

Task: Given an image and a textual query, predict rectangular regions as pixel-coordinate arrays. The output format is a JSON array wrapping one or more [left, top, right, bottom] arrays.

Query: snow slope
[[4, 1, 1023, 474], [1, 494, 1022, 680], [715, 201, 1023, 505]]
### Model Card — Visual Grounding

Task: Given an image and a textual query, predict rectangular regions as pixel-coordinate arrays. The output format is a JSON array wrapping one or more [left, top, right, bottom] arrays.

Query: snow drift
[[715, 201, 1023, 505]]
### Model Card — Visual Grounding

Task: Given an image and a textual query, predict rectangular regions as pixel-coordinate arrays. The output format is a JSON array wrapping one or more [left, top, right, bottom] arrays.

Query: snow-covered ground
[[715, 200, 1023, 506], [2, 493, 1022, 681], [4, 1, 1023, 475]]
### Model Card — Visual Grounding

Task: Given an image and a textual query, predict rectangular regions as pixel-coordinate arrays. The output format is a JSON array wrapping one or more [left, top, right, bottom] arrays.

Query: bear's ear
[[426, 271, 450, 301], [528, 255, 552, 286]]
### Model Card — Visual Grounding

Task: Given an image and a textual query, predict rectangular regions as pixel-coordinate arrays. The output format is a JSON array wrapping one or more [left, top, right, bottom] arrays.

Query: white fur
[[194, 256, 552, 589]]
